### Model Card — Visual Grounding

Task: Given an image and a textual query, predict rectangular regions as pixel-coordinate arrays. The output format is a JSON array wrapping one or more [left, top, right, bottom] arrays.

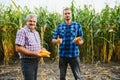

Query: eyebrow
[[28, 20, 36, 22], [64, 12, 70, 14]]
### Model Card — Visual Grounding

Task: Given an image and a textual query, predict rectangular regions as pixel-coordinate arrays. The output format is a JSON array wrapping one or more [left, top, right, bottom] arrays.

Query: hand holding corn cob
[[39, 49, 51, 58], [73, 37, 82, 41], [73, 37, 83, 44], [75, 37, 82, 41]]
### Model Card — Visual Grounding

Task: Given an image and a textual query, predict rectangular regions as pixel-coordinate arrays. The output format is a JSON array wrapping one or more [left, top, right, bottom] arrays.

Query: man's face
[[63, 10, 72, 21], [26, 17, 37, 30]]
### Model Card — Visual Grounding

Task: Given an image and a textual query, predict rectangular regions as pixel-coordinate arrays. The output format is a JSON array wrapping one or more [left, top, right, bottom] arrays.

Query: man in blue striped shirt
[[52, 8, 84, 80]]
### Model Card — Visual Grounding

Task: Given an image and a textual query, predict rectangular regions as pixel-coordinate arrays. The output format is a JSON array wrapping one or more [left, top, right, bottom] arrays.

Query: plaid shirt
[[53, 21, 83, 58], [15, 26, 41, 58]]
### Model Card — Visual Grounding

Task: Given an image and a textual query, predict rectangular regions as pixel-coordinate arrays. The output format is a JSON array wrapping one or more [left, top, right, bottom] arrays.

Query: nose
[[31, 21, 35, 24], [66, 14, 69, 16]]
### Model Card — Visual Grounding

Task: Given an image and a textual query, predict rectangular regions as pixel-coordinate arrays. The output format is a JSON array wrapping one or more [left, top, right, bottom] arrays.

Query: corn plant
[[0, 0, 120, 64]]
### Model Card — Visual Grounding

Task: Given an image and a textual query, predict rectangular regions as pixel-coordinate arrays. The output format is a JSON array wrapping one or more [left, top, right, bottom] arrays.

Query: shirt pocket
[[26, 35, 35, 46], [59, 30, 65, 38]]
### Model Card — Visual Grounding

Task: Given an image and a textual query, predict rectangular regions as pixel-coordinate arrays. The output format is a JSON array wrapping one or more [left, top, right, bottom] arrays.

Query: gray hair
[[25, 14, 37, 22]]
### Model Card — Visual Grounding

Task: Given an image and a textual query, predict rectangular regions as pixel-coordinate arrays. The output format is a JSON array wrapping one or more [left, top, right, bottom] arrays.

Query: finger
[[57, 35, 60, 39]]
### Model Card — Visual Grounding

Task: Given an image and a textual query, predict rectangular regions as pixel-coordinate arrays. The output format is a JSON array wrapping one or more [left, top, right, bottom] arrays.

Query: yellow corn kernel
[[75, 37, 82, 41]]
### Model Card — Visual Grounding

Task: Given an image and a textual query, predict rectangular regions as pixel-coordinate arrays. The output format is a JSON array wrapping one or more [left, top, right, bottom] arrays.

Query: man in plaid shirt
[[52, 8, 84, 80], [15, 14, 42, 80]]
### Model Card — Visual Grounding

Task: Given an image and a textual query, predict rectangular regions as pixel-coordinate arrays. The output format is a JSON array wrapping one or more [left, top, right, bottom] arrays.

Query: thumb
[[57, 35, 60, 39]]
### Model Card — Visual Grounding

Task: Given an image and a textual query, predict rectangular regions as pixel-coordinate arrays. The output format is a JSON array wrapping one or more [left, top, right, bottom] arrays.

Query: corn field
[[0, 1, 120, 65]]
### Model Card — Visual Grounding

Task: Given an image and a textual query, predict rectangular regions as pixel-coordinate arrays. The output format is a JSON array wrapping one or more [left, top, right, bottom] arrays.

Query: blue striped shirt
[[52, 21, 83, 58]]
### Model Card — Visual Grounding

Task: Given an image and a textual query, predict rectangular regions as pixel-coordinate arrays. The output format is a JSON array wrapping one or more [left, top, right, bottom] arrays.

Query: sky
[[0, 0, 120, 14]]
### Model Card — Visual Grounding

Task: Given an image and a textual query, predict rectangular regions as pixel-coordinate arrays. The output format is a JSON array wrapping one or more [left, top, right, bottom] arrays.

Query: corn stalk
[[0, 0, 120, 64], [39, 24, 47, 66]]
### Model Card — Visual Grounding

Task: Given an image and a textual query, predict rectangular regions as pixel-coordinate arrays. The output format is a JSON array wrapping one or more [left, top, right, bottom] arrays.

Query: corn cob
[[74, 37, 82, 41], [40, 50, 51, 58]]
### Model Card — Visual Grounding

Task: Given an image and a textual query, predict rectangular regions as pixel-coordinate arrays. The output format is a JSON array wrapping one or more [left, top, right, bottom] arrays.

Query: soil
[[0, 60, 120, 80]]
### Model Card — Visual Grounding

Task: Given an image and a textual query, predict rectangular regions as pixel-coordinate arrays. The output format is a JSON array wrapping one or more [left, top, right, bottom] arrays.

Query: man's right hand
[[56, 35, 62, 44], [34, 50, 41, 57], [52, 35, 62, 44]]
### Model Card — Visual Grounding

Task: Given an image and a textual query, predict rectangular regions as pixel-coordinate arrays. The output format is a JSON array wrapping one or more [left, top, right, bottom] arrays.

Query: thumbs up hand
[[57, 35, 62, 44]]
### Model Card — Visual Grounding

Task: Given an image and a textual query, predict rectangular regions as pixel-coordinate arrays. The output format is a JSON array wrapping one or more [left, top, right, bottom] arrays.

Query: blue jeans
[[59, 56, 82, 80], [20, 58, 39, 80]]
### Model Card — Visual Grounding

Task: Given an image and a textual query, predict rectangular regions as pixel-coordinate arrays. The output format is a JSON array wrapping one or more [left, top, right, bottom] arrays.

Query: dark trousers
[[59, 56, 82, 80], [20, 58, 39, 80]]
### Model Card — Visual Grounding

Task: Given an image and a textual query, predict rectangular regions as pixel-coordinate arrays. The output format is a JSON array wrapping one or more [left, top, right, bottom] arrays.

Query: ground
[[0, 60, 120, 80]]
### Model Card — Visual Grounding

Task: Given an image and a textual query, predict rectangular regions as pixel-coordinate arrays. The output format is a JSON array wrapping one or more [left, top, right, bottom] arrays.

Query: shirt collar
[[63, 21, 73, 26]]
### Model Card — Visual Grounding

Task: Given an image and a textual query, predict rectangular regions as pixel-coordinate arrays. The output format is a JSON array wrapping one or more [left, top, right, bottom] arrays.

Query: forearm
[[15, 45, 37, 57]]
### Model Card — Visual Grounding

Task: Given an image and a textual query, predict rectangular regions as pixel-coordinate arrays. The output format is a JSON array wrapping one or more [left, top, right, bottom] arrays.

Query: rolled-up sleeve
[[52, 27, 59, 39], [15, 29, 25, 46]]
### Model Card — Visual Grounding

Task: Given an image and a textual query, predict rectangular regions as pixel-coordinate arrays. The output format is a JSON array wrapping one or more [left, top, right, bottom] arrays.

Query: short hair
[[25, 14, 37, 22], [63, 7, 71, 12]]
